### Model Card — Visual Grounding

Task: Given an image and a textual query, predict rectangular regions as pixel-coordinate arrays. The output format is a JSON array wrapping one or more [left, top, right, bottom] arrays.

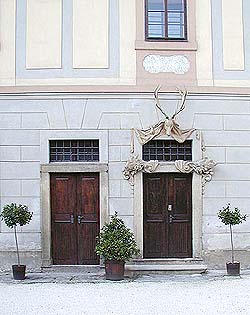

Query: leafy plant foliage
[[218, 204, 247, 226], [0, 203, 32, 228], [218, 204, 247, 263], [96, 212, 140, 262], [0, 203, 33, 266]]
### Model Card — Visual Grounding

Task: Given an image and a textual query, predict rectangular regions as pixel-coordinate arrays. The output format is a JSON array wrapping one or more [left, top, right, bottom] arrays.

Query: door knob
[[70, 215, 74, 224], [168, 204, 172, 212]]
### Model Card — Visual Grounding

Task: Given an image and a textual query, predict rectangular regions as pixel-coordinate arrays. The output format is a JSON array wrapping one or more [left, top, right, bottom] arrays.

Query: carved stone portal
[[123, 87, 217, 191], [175, 158, 217, 194], [123, 155, 159, 186]]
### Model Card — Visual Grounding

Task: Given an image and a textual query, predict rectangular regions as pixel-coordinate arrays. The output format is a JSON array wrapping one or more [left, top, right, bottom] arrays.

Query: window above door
[[49, 140, 99, 162], [143, 139, 192, 161], [146, 0, 187, 41]]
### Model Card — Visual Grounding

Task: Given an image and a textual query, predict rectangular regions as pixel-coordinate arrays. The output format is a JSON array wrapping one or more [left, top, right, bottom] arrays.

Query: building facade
[[0, 0, 250, 271]]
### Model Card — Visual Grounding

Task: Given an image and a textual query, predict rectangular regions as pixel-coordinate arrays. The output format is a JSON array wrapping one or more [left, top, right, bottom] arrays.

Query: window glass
[[146, 0, 186, 40], [143, 140, 192, 162], [168, 0, 184, 11], [148, 0, 165, 11], [49, 140, 99, 162], [168, 13, 185, 38], [148, 11, 165, 38]]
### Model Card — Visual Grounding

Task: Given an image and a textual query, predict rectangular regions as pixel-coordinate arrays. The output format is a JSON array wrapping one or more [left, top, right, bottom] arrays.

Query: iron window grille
[[50, 140, 99, 162], [145, 0, 187, 40], [143, 139, 192, 161]]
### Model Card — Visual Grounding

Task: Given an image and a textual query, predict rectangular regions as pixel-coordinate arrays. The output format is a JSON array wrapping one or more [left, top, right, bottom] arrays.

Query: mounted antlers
[[153, 85, 188, 120], [172, 87, 187, 119], [134, 85, 195, 145], [153, 85, 169, 119]]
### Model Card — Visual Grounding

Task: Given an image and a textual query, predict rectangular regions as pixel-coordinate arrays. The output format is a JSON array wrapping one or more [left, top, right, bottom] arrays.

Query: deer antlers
[[153, 85, 169, 119], [153, 85, 188, 120], [172, 87, 187, 119]]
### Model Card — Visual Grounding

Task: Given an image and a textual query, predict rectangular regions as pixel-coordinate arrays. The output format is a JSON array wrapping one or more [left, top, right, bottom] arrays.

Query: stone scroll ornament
[[123, 154, 159, 186], [175, 158, 217, 194]]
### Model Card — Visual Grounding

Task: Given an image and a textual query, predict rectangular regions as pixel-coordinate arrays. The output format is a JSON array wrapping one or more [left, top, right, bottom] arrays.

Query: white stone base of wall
[[203, 250, 250, 269], [0, 93, 250, 271], [2, 251, 250, 272], [0, 251, 42, 272]]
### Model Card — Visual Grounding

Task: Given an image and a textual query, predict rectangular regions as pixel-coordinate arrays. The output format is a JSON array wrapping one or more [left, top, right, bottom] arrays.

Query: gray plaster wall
[[0, 93, 250, 270]]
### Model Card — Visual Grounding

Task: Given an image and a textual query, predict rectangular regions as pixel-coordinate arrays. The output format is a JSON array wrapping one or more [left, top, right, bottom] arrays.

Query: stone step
[[42, 265, 104, 274], [125, 264, 207, 275], [43, 260, 207, 276], [132, 258, 204, 265]]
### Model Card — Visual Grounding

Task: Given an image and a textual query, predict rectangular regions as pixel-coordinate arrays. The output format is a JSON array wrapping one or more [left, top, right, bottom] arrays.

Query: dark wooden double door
[[51, 173, 99, 265], [143, 173, 192, 258]]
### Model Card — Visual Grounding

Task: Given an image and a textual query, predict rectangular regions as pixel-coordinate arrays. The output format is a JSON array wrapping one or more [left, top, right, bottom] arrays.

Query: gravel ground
[[0, 273, 250, 315]]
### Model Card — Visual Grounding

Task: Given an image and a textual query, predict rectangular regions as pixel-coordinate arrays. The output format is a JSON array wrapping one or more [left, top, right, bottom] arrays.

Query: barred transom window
[[143, 140, 192, 161], [50, 140, 99, 162]]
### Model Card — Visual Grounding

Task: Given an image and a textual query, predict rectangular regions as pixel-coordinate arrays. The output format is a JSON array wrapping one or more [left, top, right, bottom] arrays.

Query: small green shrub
[[96, 212, 140, 262], [218, 204, 247, 263], [0, 203, 33, 266], [1, 203, 32, 228], [218, 204, 247, 226]]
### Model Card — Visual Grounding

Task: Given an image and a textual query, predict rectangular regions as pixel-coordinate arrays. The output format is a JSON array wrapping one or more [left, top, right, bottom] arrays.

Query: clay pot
[[226, 262, 240, 276], [105, 260, 125, 281], [12, 265, 26, 280]]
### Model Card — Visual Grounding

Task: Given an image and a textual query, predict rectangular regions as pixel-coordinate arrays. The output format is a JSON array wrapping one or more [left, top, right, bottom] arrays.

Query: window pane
[[168, 23, 184, 38], [148, 24, 165, 38], [148, 0, 165, 11], [168, 0, 184, 11], [168, 12, 184, 24], [148, 11, 165, 24], [168, 11, 185, 38]]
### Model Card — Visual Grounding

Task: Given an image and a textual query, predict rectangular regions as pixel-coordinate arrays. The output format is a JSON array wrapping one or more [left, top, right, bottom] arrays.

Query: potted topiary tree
[[96, 212, 140, 280], [218, 204, 247, 276], [0, 203, 33, 280]]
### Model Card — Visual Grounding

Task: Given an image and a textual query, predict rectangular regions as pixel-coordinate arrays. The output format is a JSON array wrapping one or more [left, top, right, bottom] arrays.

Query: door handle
[[167, 204, 172, 212], [169, 214, 174, 223], [54, 214, 74, 224], [77, 215, 83, 224]]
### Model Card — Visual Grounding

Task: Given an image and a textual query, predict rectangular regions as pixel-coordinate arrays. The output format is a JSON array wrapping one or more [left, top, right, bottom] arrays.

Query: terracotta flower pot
[[105, 260, 125, 281], [226, 262, 240, 276], [12, 265, 26, 280]]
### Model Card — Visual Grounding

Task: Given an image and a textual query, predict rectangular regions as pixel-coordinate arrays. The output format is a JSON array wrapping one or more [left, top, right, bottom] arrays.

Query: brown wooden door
[[51, 173, 99, 265], [143, 173, 192, 258], [77, 174, 99, 264]]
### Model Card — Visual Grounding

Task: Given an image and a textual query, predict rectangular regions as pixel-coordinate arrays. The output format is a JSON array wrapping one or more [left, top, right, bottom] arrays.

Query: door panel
[[51, 174, 77, 265], [169, 175, 192, 257], [77, 174, 100, 265], [169, 222, 191, 258], [143, 173, 192, 258], [143, 174, 168, 258], [51, 173, 100, 265]]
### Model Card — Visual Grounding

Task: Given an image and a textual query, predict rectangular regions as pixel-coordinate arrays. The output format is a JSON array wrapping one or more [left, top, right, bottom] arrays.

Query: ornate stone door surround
[[40, 130, 109, 267], [132, 131, 205, 259]]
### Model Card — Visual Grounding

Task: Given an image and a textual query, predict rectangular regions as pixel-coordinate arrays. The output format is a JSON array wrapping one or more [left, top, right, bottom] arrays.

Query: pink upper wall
[[135, 0, 197, 87]]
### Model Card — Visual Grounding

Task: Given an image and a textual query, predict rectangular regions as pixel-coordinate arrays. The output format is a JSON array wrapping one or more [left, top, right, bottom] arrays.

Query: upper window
[[146, 0, 187, 40]]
